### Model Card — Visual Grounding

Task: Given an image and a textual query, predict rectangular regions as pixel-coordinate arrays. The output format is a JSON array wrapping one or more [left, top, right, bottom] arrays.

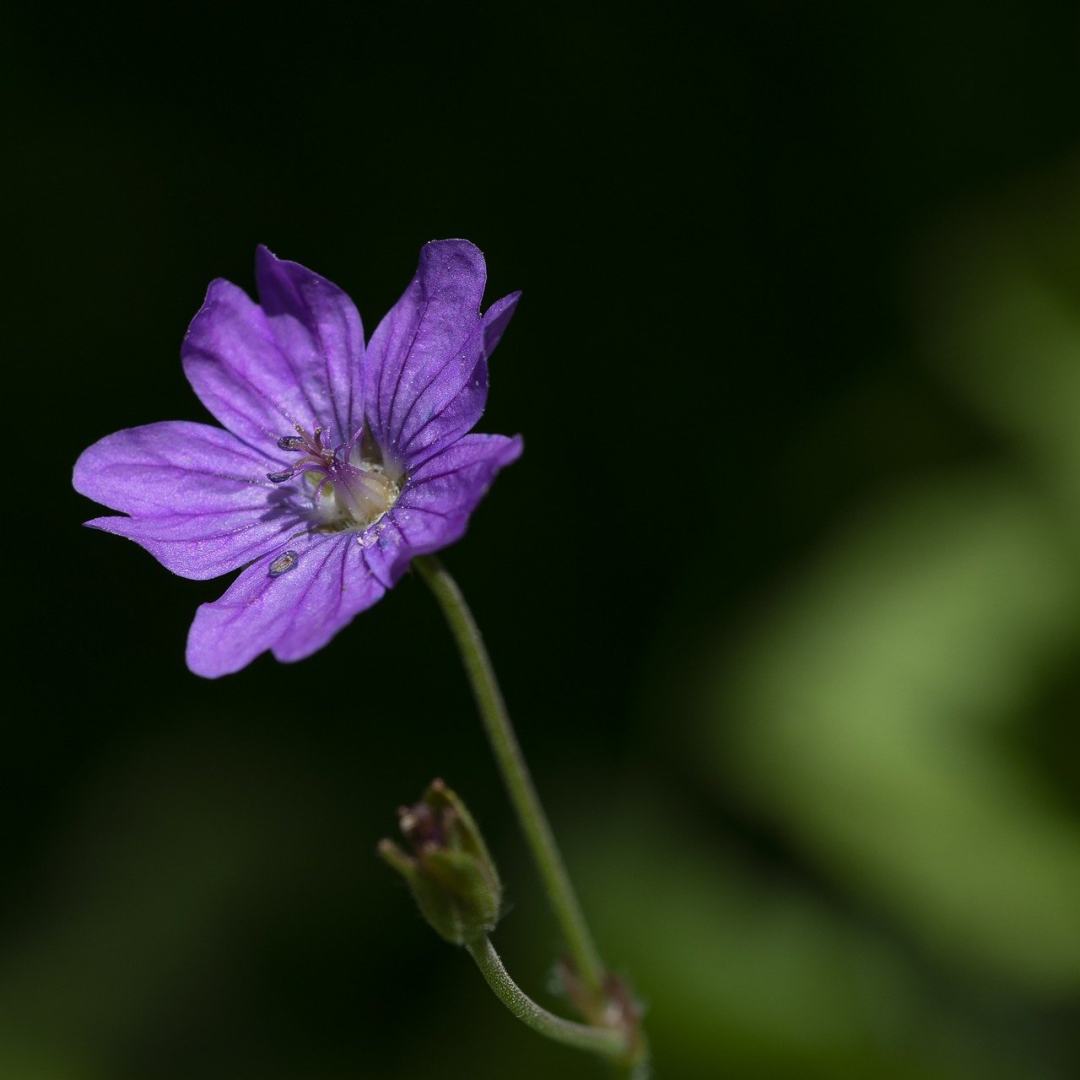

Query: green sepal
[[419, 848, 501, 942]]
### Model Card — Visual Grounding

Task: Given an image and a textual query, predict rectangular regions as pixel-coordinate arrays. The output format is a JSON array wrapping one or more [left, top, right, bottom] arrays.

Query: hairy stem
[[466, 936, 625, 1060], [414, 555, 605, 993]]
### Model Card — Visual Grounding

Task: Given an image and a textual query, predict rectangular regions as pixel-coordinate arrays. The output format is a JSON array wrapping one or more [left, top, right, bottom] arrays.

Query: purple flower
[[74, 241, 522, 677]]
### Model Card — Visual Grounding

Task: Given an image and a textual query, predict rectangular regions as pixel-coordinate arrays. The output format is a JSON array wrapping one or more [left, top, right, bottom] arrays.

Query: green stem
[[466, 936, 624, 1060], [414, 555, 606, 994]]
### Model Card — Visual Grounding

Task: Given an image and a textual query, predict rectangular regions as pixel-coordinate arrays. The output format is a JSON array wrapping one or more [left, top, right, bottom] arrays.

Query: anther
[[267, 469, 295, 483], [277, 435, 305, 451]]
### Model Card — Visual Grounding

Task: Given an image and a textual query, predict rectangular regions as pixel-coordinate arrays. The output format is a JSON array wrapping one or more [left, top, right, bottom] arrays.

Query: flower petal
[[362, 433, 523, 584], [182, 277, 326, 449], [185, 533, 387, 678], [73, 421, 278, 515], [83, 509, 300, 581], [254, 246, 365, 446], [73, 421, 298, 579], [365, 240, 519, 465], [395, 291, 520, 469]]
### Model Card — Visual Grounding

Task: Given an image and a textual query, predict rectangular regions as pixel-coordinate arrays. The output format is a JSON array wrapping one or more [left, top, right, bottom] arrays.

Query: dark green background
[[8, 2, 1080, 1077]]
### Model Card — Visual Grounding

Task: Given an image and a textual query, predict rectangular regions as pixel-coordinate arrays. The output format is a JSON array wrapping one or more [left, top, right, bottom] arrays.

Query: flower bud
[[378, 779, 502, 946]]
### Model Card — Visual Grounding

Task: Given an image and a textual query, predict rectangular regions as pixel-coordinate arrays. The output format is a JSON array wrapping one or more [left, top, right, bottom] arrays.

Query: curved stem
[[466, 936, 624, 1060], [414, 555, 605, 993]]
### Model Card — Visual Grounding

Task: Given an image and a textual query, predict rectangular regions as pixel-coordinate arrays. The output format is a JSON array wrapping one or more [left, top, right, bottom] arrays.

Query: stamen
[[267, 469, 295, 483], [268, 550, 299, 577], [277, 435, 305, 451]]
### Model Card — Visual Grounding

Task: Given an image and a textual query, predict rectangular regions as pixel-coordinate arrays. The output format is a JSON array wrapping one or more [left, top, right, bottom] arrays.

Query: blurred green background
[[8, 2, 1080, 1077]]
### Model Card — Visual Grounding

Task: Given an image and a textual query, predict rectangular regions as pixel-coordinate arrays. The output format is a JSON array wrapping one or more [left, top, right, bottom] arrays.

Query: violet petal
[[366, 240, 518, 463], [254, 246, 365, 446], [394, 290, 520, 469], [183, 278, 325, 448], [185, 533, 387, 677], [73, 421, 298, 579]]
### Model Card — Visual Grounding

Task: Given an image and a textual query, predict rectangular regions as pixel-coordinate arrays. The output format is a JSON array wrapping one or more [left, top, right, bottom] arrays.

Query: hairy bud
[[378, 779, 502, 945]]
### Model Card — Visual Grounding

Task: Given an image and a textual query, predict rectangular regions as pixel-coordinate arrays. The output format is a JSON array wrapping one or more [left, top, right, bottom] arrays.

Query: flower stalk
[[465, 935, 628, 1061], [413, 555, 606, 997], [414, 555, 649, 1071]]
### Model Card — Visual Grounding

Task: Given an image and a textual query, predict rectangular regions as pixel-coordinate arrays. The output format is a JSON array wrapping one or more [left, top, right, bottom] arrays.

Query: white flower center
[[267, 423, 402, 533], [308, 454, 401, 532]]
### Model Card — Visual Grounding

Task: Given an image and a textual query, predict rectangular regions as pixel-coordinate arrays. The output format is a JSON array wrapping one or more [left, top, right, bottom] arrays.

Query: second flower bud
[[378, 779, 502, 946]]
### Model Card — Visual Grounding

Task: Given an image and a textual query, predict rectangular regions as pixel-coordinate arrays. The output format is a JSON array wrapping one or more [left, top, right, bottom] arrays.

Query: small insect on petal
[[268, 550, 299, 577], [267, 469, 294, 483]]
